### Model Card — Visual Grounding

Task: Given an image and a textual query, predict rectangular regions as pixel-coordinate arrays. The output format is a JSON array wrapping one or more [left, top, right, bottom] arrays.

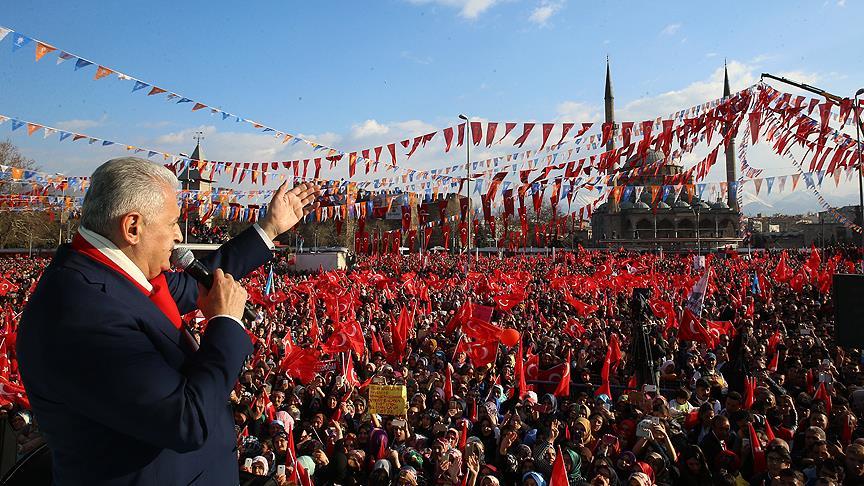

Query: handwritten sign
[[368, 385, 407, 416]]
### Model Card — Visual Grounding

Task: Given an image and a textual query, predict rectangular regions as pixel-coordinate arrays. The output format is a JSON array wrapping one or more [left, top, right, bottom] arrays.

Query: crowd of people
[[1, 242, 864, 486]]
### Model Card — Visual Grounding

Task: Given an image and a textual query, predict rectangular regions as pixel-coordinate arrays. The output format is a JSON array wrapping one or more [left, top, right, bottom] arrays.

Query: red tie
[[71, 233, 182, 329]]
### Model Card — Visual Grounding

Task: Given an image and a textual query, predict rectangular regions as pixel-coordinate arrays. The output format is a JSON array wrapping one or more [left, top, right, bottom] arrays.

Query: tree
[[0, 139, 63, 249]]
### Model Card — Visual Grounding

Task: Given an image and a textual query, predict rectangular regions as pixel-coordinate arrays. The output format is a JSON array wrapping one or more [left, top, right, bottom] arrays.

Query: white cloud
[[528, 1, 563, 25], [555, 101, 601, 122], [400, 50, 433, 65], [618, 60, 759, 121], [351, 119, 390, 139], [404, 0, 501, 19], [660, 23, 681, 36], [838, 0, 846, 7], [55, 114, 108, 131]]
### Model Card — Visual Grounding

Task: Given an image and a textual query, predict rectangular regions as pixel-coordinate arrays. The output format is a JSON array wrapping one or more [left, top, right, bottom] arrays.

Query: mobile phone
[[392, 418, 407, 428], [244, 458, 253, 468], [277, 465, 286, 476], [643, 384, 657, 393]]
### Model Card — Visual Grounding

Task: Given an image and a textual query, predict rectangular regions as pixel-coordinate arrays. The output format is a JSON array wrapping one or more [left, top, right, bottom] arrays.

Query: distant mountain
[[742, 190, 859, 216]]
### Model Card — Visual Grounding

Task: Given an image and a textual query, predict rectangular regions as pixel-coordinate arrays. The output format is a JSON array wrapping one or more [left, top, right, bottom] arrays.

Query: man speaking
[[16, 157, 319, 485]]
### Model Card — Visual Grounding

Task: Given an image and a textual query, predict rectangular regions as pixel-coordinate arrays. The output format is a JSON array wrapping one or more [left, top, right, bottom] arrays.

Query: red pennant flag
[[553, 351, 571, 398], [470, 121, 483, 145], [443, 127, 454, 152], [515, 339, 530, 398], [513, 123, 535, 148], [814, 382, 832, 415], [498, 122, 518, 143], [485, 122, 498, 147], [550, 446, 570, 486], [539, 123, 554, 150], [444, 364, 454, 401], [749, 422, 767, 474]]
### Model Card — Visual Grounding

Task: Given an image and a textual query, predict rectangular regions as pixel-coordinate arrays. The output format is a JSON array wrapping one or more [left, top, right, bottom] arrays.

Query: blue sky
[[0, 0, 861, 212]]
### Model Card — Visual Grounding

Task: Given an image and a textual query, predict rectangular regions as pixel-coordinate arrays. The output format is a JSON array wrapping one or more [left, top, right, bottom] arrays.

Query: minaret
[[723, 62, 740, 212], [604, 57, 620, 216], [604, 57, 615, 153]]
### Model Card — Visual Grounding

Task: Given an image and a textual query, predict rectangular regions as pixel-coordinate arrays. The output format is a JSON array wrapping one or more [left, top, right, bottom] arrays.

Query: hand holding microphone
[[170, 248, 259, 323], [196, 268, 248, 322]]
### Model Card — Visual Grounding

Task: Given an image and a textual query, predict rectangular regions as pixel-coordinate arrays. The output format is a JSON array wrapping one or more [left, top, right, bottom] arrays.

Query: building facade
[[590, 61, 742, 251]]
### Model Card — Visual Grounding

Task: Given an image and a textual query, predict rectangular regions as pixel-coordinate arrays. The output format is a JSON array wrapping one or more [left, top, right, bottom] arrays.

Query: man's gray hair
[[80, 157, 179, 237]]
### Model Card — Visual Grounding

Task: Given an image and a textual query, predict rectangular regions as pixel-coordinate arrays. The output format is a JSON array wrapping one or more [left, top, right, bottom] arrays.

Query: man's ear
[[119, 212, 144, 245]]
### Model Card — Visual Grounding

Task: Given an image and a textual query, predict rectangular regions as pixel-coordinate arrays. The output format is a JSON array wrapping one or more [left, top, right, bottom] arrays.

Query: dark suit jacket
[[16, 227, 272, 485]]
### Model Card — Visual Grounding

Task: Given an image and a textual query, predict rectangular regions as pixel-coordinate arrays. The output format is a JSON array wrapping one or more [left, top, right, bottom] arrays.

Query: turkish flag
[[321, 320, 366, 357], [678, 309, 715, 347], [563, 293, 599, 317], [279, 347, 322, 384], [493, 291, 527, 311], [774, 251, 792, 283], [553, 351, 571, 398], [563, 319, 585, 338], [814, 381, 832, 415], [466, 339, 498, 368], [0, 277, 18, 297]]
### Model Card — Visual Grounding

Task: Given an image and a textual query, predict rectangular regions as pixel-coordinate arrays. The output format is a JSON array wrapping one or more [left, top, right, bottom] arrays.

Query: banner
[[367, 385, 407, 416]]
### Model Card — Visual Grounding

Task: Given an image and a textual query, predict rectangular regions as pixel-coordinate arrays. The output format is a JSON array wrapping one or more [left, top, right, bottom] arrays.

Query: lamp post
[[458, 114, 471, 271], [854, 88, 864, 269], [691, 204, 702, 255]]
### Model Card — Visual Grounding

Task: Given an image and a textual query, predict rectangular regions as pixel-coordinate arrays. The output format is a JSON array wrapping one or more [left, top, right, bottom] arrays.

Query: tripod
[[630, 288, 659, 388]]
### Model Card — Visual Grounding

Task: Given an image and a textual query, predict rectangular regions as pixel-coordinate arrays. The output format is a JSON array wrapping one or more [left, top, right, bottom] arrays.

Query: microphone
[[170, 247, 260, 324]]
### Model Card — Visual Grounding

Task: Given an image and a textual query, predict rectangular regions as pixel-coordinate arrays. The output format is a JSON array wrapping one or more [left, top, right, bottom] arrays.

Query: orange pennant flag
[[26, 123, 41, 136], [94, 66, 114, 80], [34, 42, 56, 62], [192, 103, 207, 111], [148, 86, 167, 96]]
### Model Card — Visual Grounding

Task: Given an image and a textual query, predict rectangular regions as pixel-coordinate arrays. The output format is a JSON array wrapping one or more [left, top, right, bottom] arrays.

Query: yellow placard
[[368, 385, 407, 416]]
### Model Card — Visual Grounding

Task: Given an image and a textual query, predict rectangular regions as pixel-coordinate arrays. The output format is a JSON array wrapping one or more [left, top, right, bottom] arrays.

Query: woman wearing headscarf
[[590, 456, 622, 486], [628, 471, 653, 486], [367, 428, 390, 470], [564, 447, 587, 486], [522, 471, 547, 486]]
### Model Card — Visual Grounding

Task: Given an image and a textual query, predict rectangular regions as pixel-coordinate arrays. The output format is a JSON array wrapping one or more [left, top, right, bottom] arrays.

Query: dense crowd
[[2, 243, 864, 486]]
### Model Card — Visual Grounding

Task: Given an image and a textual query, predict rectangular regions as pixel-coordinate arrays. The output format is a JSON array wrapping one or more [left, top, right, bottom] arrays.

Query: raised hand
[[259, 182, 321, 240]]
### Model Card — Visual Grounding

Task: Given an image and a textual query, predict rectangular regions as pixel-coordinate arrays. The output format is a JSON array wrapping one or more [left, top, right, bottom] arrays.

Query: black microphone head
[[170, 247, 196, 271]]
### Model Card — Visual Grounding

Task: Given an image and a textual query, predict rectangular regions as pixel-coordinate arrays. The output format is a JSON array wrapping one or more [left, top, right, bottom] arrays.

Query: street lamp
[[458, 114, 471, 268], [854, 88, 864, 268], [691, 204, 702, 255]]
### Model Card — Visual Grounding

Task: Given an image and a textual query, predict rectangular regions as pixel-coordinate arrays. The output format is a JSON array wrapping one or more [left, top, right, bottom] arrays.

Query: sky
[[0, 0, 862, 213]]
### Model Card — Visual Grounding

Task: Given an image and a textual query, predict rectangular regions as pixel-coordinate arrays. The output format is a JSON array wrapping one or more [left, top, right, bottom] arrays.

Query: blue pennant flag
[[147, 151, 157, 158], [10, 119, 24, 131], [102, 141, 114, 146], [176, 98, 192, 104], [12, 34, 31, 51], [803, 172, 815, 188], [132, 81, 149, 92], [751, 272, 761, 296], [74, 58, 93, 71], [58, 131, 72, 141], [623, 185, 634, 201]]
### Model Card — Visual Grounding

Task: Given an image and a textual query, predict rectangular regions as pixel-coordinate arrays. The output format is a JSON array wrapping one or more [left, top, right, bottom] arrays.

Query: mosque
[[590, 61, 742, 251]]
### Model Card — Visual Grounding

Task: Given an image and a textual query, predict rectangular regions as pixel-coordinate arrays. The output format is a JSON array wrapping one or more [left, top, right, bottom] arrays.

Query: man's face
[[136, 184, 182, 279], [713, 419, 731, 440]]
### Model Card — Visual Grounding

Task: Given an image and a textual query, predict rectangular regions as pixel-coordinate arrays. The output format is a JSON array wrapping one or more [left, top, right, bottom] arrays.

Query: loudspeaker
[[834, 274, 864, 347]]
